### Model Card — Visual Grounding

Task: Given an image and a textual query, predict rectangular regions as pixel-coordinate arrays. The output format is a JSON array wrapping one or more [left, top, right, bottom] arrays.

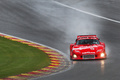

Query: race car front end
[[70, 35, 107, 60], [71, 47, 106, 60]]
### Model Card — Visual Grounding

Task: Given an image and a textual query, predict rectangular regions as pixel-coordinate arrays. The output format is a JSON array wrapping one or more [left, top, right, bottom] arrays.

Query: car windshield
[[76, 39, 100, 45]]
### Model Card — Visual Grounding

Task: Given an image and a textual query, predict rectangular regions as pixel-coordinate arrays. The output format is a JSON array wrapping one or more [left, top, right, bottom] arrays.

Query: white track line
[[54, 1, 120, 24]]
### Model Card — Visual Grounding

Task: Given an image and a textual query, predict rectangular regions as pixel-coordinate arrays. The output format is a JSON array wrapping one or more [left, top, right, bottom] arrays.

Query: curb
[[0, 33, 71, 80]]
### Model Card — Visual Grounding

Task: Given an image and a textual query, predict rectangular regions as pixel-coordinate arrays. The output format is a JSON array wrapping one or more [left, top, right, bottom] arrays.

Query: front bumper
[[70, 53, 107, 60]]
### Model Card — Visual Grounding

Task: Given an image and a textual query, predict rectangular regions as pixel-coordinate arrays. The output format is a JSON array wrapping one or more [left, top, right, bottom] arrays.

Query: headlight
[[73, 54, 77, 58], [100, 53, 105, 57]]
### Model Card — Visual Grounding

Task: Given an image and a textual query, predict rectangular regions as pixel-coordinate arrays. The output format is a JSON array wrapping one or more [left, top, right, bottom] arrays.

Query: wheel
[[70, 56, 73, 60]]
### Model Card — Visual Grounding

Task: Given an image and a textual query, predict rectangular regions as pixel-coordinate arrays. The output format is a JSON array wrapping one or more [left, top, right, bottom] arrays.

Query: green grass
[[0, 36, 51, 78]]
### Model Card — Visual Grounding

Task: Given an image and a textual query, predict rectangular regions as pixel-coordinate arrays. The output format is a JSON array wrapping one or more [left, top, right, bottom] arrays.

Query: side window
[[93, 40, 100, 44]]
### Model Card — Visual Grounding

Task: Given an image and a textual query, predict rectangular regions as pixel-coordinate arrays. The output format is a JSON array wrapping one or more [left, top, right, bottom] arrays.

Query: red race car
[[70, 35, 107, 60]]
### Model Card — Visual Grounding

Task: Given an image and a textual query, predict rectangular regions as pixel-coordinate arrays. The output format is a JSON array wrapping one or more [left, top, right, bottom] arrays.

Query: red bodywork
[[70, 35, 107, 60]]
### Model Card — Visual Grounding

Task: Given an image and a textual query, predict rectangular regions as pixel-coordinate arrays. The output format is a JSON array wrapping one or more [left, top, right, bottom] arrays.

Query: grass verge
[[0, 36, 50, 78]]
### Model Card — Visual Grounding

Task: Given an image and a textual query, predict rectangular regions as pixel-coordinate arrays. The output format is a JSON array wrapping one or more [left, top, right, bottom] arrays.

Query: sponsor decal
[[82, 52, 95, 54]]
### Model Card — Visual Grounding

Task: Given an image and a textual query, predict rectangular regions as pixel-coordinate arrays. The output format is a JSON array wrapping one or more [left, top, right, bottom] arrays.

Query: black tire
[[70, 56, 73, 60]]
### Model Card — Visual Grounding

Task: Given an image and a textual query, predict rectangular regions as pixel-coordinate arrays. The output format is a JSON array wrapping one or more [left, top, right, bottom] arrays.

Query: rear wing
[[77, 35, 97, 39]]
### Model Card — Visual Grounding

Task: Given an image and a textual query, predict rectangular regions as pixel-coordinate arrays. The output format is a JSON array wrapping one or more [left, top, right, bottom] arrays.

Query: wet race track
[[0, 0, 120, 80]]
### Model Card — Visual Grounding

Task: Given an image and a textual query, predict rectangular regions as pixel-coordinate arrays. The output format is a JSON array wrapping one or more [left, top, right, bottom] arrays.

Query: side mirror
[[70, 44, 74, 47], [74, 43, 76, 45]]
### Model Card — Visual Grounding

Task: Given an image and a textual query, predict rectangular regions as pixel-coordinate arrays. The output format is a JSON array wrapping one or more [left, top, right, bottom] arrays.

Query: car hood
[[73, 44, 104, 54]]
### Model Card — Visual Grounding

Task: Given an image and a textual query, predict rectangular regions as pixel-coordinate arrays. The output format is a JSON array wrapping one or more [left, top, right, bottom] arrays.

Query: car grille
[[83, 55, 95, 59]]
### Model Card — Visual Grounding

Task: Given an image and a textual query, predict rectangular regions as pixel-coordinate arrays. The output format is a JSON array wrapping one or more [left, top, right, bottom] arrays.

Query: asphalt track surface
[[0, 0, 120, 80]]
